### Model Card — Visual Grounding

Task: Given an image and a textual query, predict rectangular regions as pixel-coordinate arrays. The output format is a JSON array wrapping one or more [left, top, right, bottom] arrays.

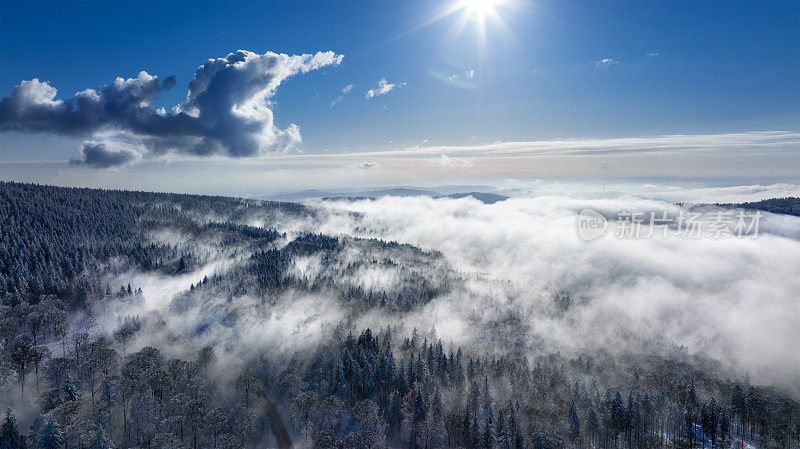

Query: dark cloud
[[0, 73, 177, 136], [0, 50, 344, 167], [70, 141, 142, 169]]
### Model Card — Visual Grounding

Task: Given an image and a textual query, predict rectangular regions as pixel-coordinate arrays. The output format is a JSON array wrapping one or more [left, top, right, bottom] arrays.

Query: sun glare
[[387, 0, 515, 61], [461, 0, 499, 19], [449, 0, 509, 58]]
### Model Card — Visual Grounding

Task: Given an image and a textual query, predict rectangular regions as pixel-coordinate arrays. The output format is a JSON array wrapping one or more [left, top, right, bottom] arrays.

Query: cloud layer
[[1, 50, 343, 167], [79, 184, 800, 392], [313, 194, 800, 390]]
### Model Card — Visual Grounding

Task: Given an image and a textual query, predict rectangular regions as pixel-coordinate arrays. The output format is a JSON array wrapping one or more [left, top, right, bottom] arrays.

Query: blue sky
[[1, 0, 799, 194]]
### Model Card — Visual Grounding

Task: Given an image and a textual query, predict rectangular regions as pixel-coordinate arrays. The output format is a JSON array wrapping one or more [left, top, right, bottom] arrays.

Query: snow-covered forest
[[1, 181, 798, 449]]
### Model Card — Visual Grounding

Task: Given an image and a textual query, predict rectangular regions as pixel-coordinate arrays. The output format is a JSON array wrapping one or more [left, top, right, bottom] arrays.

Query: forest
[[1, 181, 798, 449]]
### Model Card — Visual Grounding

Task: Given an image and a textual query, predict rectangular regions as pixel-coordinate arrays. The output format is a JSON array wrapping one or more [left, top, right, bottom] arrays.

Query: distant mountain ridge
[[265, 185, 508, 204], [686, 197, 800, 217], [358, 188, 441, 197], [439, 192, 508, 204], [719, 197, 800, 217]]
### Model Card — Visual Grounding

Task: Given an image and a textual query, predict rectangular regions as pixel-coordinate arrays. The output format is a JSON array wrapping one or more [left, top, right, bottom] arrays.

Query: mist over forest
[[1, 180, 798, 449]]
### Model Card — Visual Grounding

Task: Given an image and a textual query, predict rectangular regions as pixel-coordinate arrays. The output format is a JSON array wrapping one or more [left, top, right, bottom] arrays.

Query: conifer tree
[[38, 420, 61, 449], [0, 409, 26, 449]]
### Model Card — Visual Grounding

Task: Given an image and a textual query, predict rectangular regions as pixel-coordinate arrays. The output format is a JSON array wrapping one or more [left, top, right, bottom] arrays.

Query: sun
[[449, 0, 510, 57], [460, 0, 500, 19], [390, 0, 515, 60]]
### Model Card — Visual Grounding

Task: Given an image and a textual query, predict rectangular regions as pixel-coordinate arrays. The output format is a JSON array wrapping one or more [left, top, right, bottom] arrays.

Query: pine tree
[[413, 389, 427, 425], [177, 255, 187, 272], [688, 380, 698, 406], [708, 399, 718, 447], [9, 336, 34, 398], [62, 374, 77, 402], [497, 411, 510, 449], [388, 393, 403, 442], [469, 413, 480, 449], [483, 406, 496, 449], [508, 402, 523, 449], [720, 407, 731, 449], [531, 432, 549, 449], [0, 409, 26, 449], [569, 399, 581, 444], [87, 429, 113, 449], [586, 406, 599, 446], [38, 420, 61, 449]]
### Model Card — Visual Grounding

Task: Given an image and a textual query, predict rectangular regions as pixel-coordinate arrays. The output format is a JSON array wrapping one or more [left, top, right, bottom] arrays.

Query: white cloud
[[428, 69, 477, 90], [11, 79, 62, 107], [331, 83, 355, 107], [437, 154, 474, 169], [366, 78, 405, 98], [354, 130, 800, 159], [594, 58, 619, 67], [0, 50, 345, 166]]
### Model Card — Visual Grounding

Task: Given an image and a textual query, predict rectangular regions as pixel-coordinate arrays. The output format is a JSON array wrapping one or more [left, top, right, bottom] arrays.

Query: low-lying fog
[[99, 181, 800, 395], [306, 182, 800, 391]]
